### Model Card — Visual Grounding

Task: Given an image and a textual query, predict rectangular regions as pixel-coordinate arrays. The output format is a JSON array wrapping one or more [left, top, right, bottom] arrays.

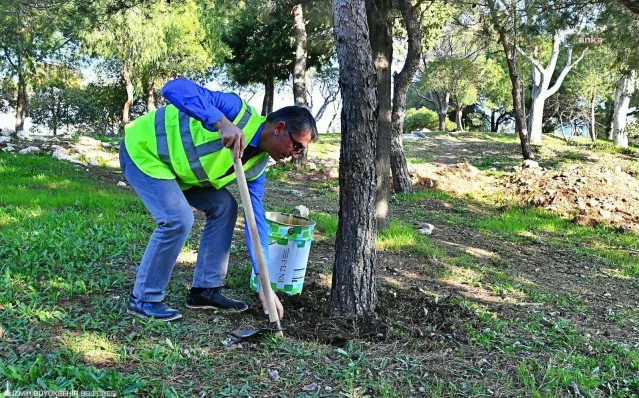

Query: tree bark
[[390, 0, 421, 194], [605, 100, 614, 140], [15, 69, 28, 132], [331, 0, 378, 316], [613, 70, 636, 148], [455, 103, 464, 131], [366, 0, 392, 231], [589, 89, 596, 142], [292, 4, 308, 107], [292, 3, 309, 166], [146, 79, 156, 113], [261, 79, 274, 116], [122, 61, 134, 127], [491, 110, 497, 132]]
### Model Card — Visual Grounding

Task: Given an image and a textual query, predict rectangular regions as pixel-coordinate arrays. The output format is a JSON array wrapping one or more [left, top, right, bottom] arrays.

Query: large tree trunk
[[261, 79, 274, 116], [605, 100, 614, 140], [613, 71, 637, 148], [390, 0, 421, 194], [331, 0, 378, 316], [487, 0, 535, 160], [122, 61, 134, 127], [366, 0, 392, 230], [528, 96, 546, 142], [519, 37, 587, 145], [292, 3, 309, 166], [292, 4, 308, 107], [15, 70, 28, 132]]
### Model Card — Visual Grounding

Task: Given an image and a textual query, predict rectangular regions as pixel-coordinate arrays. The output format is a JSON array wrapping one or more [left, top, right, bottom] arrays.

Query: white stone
[[0, 127, 14, 136], [100, 142, 112, 148], [77, 136, 102, 147], [522, 160, 540, 169], [418, 224, 434, 235], [117, 181, 127, 187], [2, 144, 15, 152], [89, 159, 99, 166], [295, 205, 310, 218], [306, 162, 317, 171], [0, 136, 11, 144], [19, 146, 41, 155], [16, 131, 30, 140]]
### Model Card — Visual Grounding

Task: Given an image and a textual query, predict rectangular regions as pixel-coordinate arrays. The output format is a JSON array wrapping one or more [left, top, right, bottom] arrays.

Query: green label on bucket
[[250, 212, 315, 296]]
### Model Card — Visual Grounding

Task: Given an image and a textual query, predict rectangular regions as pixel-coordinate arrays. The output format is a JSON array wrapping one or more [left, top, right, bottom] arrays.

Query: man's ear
[[274, 121, 287, 136]]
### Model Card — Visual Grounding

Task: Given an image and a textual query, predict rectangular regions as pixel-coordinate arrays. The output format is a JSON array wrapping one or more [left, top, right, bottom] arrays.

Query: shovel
[[232, 158, 283, 338]]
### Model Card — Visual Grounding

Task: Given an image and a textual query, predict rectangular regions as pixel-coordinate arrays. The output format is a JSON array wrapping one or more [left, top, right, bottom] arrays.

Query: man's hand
[[258, 288, 284, 320], [214, 116, 245, 161]]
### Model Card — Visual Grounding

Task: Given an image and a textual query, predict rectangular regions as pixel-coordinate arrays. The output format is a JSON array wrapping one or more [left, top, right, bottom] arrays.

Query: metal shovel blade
[[227, 322, 285, 342]]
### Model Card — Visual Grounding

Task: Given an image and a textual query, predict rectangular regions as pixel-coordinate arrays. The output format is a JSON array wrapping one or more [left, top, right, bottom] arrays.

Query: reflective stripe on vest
[[152, 100, 266, 188]]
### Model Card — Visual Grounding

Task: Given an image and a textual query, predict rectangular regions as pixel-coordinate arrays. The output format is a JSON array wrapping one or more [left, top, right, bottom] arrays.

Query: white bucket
[[249, 212, 315, 295]]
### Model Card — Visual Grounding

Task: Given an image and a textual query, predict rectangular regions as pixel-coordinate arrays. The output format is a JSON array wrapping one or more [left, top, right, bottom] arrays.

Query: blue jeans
[[119, 142, 238, 302]]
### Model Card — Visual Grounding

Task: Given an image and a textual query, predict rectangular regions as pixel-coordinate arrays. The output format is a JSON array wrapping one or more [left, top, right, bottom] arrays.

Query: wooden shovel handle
[[233, 159, 283, 336]]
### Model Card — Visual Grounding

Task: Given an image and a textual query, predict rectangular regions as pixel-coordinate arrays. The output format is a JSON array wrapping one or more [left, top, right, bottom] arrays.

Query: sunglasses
[[286, 130, 306, 155]]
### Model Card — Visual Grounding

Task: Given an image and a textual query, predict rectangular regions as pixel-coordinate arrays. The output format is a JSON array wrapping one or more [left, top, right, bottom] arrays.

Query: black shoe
[[187, 287, 248, 312], [127, 295, 182, 322]]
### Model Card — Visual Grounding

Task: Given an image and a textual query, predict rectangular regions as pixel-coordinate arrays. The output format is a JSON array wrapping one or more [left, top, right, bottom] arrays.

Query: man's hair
[[266, 106, 319, 142]]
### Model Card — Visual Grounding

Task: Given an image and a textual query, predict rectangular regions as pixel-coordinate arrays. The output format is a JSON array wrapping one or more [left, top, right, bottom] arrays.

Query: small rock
[[488, 167, 497, 172], [100, 142, 112, 148], [2, 144, 15, 152], [0, 136, 11, 144], [77, 136, 102, 147], [325, 386, 333, 391], [328, 168, 339, 179], [599, 209, 611, 219], [306, 162, 317, 171], [302, 383, 318, 391], [88, 159, 100, 166], [16, 130, 30, 140], [268, 368, 280, 381], [0, 127, 14, 136], [418, 224, 434, 235], [19, 146, 41, 155], [603, 292, 612, 298], [117, 181, 127, 187], [295, 205, 310, 218], [522, 160, 540, 169], [573, 215, 597, 227]]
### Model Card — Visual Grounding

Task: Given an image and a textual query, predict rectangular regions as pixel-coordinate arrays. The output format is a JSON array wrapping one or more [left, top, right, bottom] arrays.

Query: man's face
[[268, 121, 312, 161]]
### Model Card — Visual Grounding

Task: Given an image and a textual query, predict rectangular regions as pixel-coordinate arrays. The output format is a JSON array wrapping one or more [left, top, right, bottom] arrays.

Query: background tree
[[223, 1, 333, 115], [366, 0, 392, 230], [480, 58, 513, 132], [517, 32, 588, 145], [0, 0, 81, 132], [29, 64, 82, 135], [331, 0, 378, 316]]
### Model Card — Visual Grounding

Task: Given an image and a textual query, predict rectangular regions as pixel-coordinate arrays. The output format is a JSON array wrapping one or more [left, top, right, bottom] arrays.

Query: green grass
[[3, 133, 639, 396]]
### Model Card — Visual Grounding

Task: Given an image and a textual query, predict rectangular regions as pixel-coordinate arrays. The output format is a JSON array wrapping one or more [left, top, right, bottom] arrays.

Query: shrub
[[404, 108, 455, 132]]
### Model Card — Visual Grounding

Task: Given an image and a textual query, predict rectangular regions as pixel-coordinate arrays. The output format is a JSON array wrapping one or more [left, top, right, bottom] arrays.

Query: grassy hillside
[[1, 132, 638, 397]]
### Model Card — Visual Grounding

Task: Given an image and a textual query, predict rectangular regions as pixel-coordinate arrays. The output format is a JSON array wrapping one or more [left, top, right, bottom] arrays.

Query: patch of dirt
[[500, 164, 639, 232]]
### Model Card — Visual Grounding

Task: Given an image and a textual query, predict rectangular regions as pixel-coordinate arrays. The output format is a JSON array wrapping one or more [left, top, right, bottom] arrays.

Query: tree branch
[[516, 45, 544, 74], [545, 48, 588, 98]]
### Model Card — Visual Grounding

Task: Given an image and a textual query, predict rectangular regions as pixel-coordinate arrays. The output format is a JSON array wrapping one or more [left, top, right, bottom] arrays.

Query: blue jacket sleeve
[[161, 78, 242, 131], [245, 172, 269, 276]]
